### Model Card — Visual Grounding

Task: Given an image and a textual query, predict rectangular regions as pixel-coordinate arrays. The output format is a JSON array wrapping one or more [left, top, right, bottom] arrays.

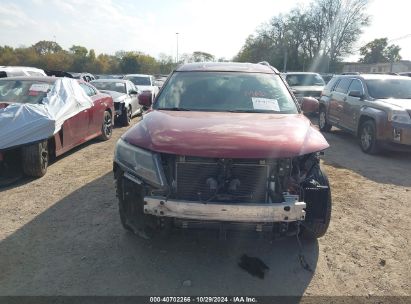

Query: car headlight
[[388, 110, 411, 124], [114, 138, 166, 188]]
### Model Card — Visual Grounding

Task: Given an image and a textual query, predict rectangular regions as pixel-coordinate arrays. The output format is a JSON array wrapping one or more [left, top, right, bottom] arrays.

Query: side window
[[129, 82, 136, 93], [348, 79, 363, 94], [324, 77, 339, 92], [335, 78, 352, 94], [80, 83, 95, 96]]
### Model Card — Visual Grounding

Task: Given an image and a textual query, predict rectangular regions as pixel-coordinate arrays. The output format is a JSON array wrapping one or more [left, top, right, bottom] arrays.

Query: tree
[[384, 44, 401, 63], [119, 52, 141, 73], [359, 38, 402, 64], [191, 51, 215, 62], [179, 51, 216, 63], [233, 0, 370, 73], [32, 40, 62, 55]]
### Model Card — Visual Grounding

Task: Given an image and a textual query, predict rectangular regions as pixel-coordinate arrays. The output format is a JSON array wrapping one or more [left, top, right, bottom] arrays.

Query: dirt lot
[[0, 117, 410, 296]]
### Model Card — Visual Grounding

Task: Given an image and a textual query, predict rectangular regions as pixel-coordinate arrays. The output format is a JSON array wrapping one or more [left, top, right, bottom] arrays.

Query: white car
[[123, 74, 159, 102], [90, 79, 141, 126], [0, 66, 47, 78]]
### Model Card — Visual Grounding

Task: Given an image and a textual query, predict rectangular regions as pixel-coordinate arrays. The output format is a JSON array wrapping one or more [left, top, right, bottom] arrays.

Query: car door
[[127, 81, 140, 116], [329, 78, 352, 127], [342, 78, 366, 131], [81, 83, 106, 136], [62, 85, 91, 147]]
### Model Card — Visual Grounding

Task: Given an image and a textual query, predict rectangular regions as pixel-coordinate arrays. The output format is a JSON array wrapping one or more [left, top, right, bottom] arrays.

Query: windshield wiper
[[157, 107, 191, 111]]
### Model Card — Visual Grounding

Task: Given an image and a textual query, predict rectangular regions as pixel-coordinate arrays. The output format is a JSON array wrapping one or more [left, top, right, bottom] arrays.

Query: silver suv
[[318, 74, 411, 154]]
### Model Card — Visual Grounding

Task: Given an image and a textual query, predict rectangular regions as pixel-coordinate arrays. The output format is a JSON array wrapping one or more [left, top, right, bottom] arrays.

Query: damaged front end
[[114, 138, 331, 238]]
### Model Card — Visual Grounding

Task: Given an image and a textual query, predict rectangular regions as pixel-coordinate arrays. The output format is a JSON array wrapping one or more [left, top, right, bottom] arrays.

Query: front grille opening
[[175, 161, 269, 203]]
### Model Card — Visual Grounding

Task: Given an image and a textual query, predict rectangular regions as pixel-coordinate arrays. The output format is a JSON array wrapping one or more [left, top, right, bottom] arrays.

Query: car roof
[[0, 76, 57, 82], [91, 79, 128, 83], [285, 72, 320, 75], [124, 74, 152, 77], [335, 74, 410, 81], [0, 66, 44, 71], [176, 62, 278, 74]]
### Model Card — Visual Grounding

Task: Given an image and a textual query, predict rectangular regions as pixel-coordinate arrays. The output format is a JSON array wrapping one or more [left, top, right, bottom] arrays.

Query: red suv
[[113, 62, 331, 240]]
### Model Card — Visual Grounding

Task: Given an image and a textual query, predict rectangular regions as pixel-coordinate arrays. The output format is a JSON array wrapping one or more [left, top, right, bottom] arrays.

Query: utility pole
[[176, 32, 179, 63], [283, 49, 288, 72]]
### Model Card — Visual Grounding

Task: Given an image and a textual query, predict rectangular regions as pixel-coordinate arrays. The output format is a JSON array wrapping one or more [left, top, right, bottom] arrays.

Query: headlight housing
[[388, 110, 411, 124], [114, 138, 167, 188]]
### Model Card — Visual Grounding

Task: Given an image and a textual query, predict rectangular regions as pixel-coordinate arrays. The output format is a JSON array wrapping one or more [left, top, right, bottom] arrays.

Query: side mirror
[[138, 91, 153, 107], [301, 97, 319, 113], [129, 90, 138, 95], [348, 90, 363, 98]]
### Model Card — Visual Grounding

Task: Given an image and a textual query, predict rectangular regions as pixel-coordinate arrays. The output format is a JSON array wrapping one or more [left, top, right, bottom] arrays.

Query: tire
[[359, 120, 380, 154], [21, 140, 49, 177], [115, 170, 160, 239], [119, 105, 132, 126], [318, 106, 332, 132], [301, 166, 332, 239], [99, 110, 113, 141]]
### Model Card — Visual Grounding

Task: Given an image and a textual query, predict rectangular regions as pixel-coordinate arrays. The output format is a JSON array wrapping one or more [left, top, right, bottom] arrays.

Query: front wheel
[[359, 120, 380, 154], [21, 140, 49, 177], [119, 105, 132, 126], [318, 107, 332, 132], [99, 110, 113, 141], [301, 166, 332, 239]]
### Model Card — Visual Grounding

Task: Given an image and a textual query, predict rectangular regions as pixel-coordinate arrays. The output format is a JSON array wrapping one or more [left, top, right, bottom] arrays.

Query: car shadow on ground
[[308, 117, 411, 187], [0, 173, 318, 296], [321, 129, 411, 187]]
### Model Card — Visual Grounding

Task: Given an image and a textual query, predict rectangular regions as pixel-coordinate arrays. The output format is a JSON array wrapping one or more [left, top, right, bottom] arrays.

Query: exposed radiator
[[175, 160, 269, 203]]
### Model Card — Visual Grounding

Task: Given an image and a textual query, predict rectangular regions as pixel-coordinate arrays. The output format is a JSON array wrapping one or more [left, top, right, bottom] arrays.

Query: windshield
[[155, 72, 298, 114], [366, 78, 411, 99], [0, 79, 53, 104], [91, 81, 126, 93], [124, 76, 151, 86], [285, 74, 325, 86]]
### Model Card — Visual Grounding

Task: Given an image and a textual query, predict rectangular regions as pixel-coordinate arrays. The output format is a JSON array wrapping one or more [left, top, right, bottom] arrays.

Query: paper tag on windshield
[[252, 97, 280, 111], [29, 84, 50, 92]]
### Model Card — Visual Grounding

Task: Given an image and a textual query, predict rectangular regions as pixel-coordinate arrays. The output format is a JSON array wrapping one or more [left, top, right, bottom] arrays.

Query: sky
[[0, 0, 411, 62]]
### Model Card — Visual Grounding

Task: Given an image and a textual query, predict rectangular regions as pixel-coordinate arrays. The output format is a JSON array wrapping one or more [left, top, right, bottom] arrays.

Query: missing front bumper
[[143, 197, 306, 223]]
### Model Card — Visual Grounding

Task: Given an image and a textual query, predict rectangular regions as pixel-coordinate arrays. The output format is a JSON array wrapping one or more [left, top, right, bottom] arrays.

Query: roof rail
[[258, 61, 271, 67], [257, 61, 280, 74]]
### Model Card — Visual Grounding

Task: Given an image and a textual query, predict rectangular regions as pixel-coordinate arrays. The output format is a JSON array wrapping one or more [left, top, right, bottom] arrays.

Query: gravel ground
[[0, 116, 410, 296]]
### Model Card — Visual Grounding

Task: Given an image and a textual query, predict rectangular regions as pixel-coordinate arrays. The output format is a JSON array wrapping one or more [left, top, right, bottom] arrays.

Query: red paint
[[0, 103, 9, 109], [123, 110, 329, 158], [53, 92, 114, 157]]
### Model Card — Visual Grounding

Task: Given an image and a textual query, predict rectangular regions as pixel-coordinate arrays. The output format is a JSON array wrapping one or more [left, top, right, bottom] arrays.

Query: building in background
[[342, 60, 411, 74]]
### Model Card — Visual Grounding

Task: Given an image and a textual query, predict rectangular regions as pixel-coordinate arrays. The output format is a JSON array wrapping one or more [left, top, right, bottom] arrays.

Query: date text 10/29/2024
[[149, 297, 258, 303]]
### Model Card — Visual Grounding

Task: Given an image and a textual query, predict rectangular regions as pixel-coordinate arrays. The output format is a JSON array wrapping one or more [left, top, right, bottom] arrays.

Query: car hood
[[101, 90, 127, 103], [376, 98, 411, 111], [291, 86, 324, 92], [122, 110, 329, 158]]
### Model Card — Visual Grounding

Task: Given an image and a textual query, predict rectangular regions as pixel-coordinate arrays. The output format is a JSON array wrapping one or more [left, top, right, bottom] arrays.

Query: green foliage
[[0, 41, 181, 75], [359, 38, 402, 63], [234, 0, 370, 73]]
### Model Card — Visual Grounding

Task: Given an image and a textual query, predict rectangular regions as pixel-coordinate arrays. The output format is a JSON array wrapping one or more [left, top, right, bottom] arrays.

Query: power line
[[388, 34, 411, 43]]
